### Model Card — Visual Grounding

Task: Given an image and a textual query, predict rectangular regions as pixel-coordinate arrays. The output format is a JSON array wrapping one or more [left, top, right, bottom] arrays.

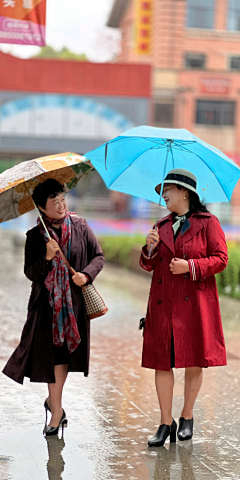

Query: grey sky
[[0, 0, 121, 61]]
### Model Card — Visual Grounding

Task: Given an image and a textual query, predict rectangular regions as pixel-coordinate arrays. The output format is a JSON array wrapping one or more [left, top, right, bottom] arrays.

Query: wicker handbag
[[58, 248, 108, 320]]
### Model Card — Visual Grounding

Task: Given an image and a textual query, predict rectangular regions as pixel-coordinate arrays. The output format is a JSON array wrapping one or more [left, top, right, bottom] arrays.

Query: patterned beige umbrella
[[0, 152, 94, 227]]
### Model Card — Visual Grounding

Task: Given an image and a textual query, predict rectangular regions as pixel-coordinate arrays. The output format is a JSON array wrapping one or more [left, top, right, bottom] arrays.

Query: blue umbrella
[[84, 126, 240, 204]]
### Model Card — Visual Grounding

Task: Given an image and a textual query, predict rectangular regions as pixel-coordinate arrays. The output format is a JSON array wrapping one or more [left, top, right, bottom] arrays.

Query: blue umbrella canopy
[[84, 126, 240, 205]]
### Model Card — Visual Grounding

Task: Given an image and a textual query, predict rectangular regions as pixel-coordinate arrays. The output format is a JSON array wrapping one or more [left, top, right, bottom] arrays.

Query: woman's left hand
[[169, 258, 190, 275], [72, 272, 88, 286]]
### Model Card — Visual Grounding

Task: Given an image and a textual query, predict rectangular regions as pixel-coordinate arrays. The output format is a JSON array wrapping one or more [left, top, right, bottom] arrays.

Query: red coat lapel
[[175, 212, 211, 247], [157, 212, 211, 253], [157, 215, 175, 255]]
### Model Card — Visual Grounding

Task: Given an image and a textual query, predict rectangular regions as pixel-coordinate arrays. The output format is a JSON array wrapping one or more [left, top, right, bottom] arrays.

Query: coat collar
[[157, 212, 211, 254], [69, 214, 85, 227]]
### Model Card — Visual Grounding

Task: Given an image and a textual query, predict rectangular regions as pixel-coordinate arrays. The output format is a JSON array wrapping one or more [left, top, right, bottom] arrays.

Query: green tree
[[32, 46, 88, 61]]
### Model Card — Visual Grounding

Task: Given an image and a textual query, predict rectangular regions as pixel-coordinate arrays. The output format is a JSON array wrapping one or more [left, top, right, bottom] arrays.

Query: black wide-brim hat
[[155, 168, 199, 199]]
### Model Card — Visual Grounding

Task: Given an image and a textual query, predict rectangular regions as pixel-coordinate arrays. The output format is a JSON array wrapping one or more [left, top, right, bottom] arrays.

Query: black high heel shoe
[[44, 409, 68, 437], [177, 417, 193, 441], [148, 419, 177, 447], [44, 399, 51, 425]]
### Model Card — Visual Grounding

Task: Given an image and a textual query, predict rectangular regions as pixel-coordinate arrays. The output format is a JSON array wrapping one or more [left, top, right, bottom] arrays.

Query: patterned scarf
[[37, 211, 81, 354]]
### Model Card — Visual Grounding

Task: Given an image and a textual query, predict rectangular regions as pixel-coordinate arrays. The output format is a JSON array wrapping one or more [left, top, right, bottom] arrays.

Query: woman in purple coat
[[3, 179, 105, 436], [140, 169, 228, 447]]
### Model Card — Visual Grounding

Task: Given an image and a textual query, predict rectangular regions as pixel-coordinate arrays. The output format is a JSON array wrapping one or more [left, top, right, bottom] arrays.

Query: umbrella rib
[[170, 147, 174, 169], [107, 136, 167, 147], [174, 140, 196, 146], [170, 143, 192, 152], [11, 187, 18, 217], [107, 144, 163, 188], [104, 137, 167, 169], [105, 137, 196, 158], [175, 144, 229, 200]]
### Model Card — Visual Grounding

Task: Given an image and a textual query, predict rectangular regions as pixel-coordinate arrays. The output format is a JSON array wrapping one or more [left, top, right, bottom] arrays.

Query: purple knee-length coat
[[2, 215, 104, 384]]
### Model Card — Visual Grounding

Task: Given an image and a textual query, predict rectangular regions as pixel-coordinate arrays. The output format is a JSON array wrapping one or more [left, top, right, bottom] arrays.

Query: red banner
[[0, 0, 46, 45]]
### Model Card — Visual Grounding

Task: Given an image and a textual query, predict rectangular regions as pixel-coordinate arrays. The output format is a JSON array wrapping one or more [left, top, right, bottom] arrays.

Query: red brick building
[[107, 0, 240, 217]]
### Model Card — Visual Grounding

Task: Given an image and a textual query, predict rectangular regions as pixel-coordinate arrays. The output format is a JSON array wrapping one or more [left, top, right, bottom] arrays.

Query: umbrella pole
[[24, 184, 51, 239], [158, 143, 171, 208], [31, 197, 77, 273], [31, 197, 51, 239], [149, 145, 171, 257], [36, 207, 51, 239]]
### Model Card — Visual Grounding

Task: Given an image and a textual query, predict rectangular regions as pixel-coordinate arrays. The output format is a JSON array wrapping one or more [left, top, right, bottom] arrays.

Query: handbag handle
[[54, 244, 88, 291], [57, 247, 76, 276], [47, 238, 89, 289]]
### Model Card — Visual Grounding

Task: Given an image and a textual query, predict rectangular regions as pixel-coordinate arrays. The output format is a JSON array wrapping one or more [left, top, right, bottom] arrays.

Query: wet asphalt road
[[0, 230, 240, 480]]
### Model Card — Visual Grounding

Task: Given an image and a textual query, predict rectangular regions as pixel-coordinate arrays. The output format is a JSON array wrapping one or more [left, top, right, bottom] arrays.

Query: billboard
[[0, 0, 46, 45], [134, 0, 152, 55]]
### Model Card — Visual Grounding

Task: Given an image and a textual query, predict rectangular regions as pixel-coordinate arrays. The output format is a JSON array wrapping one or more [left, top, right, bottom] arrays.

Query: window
[[228, 0, 240, 31], [196, 101, 235, 126], [154, 103, 174, 126], [187, 0, 215, 29], [229, 56, 240, 71], [185, 53, 206, 69]]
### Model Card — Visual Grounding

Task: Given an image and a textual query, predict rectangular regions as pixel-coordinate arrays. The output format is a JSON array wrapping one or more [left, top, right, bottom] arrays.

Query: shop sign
[[200, 78, 230, 94], [0, 0, 46, 45]]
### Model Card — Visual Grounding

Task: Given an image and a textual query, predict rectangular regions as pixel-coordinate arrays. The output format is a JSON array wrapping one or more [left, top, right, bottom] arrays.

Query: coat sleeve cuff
[[81, 272, 92, 285], [140, 245, 158, 271], [188, 259, 200, 281]]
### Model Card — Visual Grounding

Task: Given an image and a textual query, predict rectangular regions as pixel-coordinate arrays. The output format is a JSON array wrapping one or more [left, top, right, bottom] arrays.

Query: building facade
[[0, 52, 151, 158], [107, 0, 240, 216]]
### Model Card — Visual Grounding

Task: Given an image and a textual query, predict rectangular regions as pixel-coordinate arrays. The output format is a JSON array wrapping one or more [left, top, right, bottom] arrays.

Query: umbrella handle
[[57, 248, 76, 276], [31, 197, 76, 274], [148, 224, 157, 257]]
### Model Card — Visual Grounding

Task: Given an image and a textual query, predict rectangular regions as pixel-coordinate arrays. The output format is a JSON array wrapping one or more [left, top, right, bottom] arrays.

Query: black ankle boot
[[148, 419, 177, 447], [177, 417, 193, 441]]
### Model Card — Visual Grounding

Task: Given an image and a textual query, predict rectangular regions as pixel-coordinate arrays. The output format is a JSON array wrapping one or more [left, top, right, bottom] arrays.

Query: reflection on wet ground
[[0, 231, 240, 479]]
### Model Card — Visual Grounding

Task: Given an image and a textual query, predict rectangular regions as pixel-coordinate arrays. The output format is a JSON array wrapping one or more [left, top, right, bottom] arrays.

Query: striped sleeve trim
[[141, 249, 158, 260], [189, 259, 196, 281]]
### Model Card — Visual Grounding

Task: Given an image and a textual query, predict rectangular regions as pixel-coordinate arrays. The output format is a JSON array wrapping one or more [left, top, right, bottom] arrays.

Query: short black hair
[[32, 179, 65, 209], [176, 185, 209, 213]]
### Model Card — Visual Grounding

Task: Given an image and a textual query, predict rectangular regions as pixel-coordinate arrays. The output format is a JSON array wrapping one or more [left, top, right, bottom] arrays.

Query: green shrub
[[98, 235, 145, 269], [216, 243, 240, 299]]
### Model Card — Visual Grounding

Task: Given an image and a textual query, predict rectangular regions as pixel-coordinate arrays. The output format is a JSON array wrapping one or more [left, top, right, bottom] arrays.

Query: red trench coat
[[140, 212, 228, 371], [2, 215, 104, 384]]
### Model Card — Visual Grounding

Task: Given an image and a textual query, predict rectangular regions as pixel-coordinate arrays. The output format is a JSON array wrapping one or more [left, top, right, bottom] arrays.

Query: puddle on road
[[0, 426, 97, 480]]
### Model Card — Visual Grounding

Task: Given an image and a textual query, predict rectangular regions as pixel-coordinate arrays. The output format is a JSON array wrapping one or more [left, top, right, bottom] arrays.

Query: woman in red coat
[[140, 168, 228, 447]]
